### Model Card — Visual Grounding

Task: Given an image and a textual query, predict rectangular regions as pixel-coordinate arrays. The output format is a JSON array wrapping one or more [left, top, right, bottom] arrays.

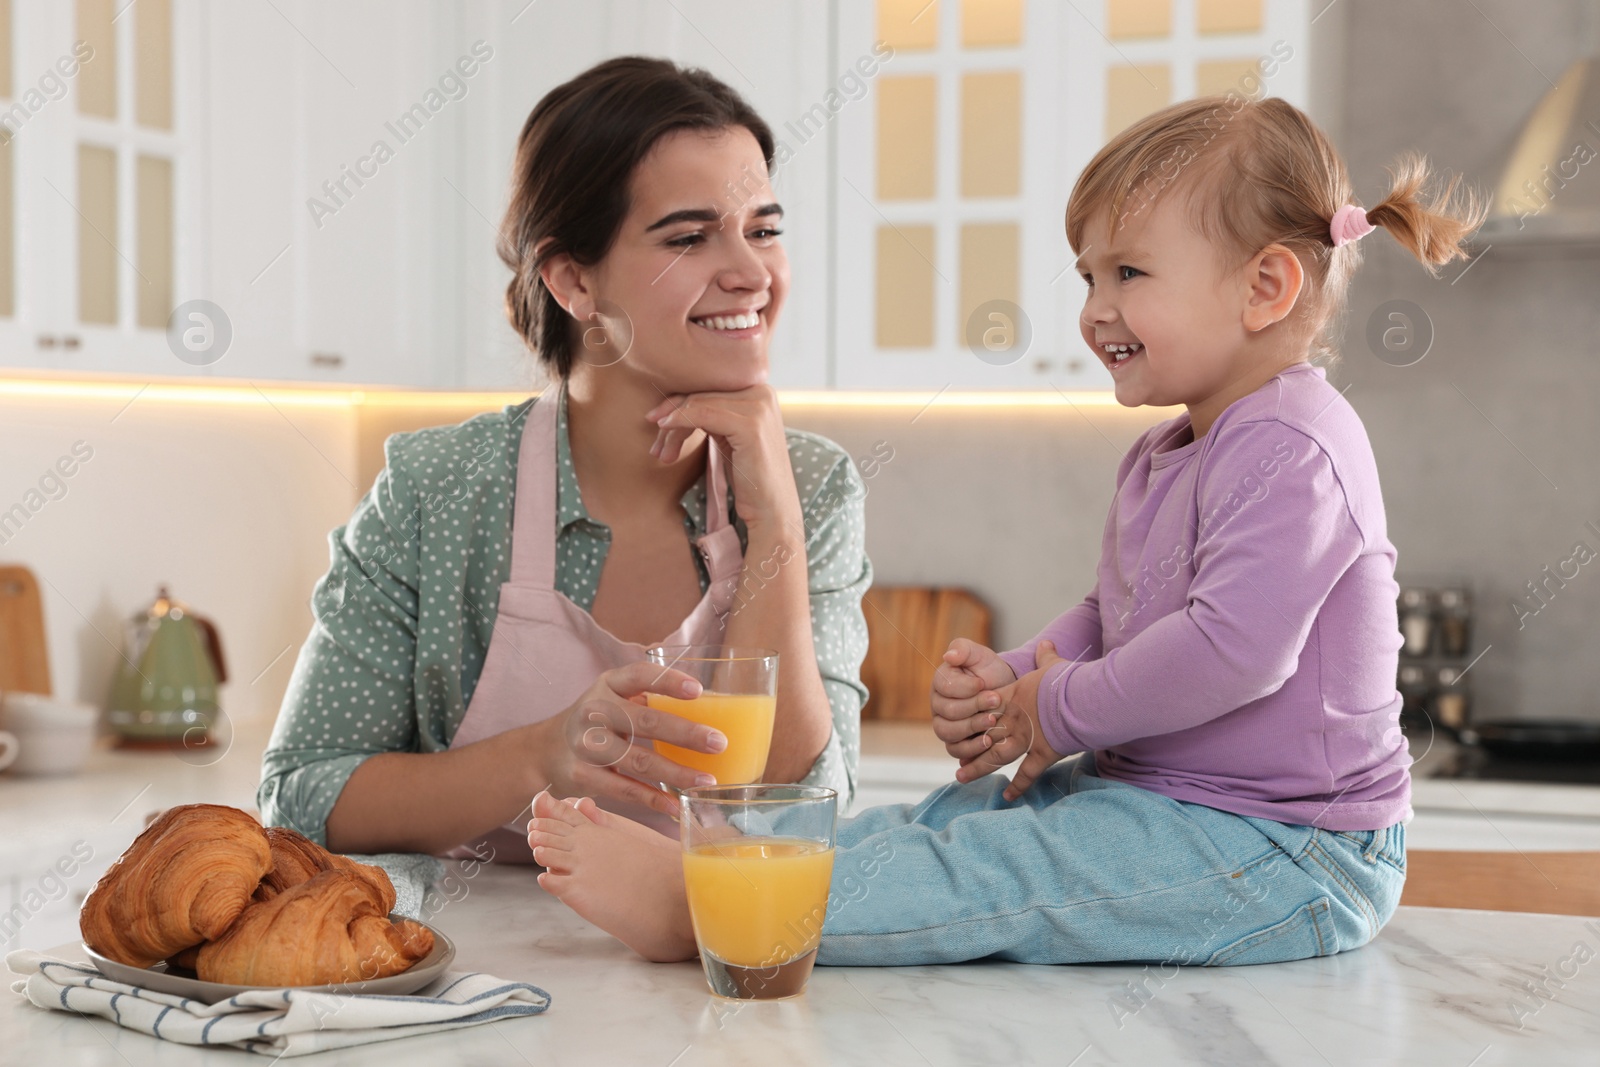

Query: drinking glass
[[680, 784, 837, 1000], [646, 645, 778, 786]]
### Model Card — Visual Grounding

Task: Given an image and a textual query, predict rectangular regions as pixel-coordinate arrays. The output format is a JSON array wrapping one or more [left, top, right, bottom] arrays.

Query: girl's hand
[[949, 641, 1067, 801], [531, 661, 729, 820], [645, 386, 802, 534], [931, 638, 1018, 754]]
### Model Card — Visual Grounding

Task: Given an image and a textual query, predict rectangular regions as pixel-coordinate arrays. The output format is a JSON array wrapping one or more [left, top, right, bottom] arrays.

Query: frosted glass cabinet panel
[[832, 0, 1311, 390], [1, 0, 188, 375]]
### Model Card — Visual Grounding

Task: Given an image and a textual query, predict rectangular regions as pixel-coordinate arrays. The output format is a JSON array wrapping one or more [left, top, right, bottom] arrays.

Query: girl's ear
[[1241, 243, 1304, 332], [536, 239, 596, 323]]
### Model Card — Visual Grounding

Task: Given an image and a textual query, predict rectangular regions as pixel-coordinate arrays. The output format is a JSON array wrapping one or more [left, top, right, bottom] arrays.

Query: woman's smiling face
[[575, 125, 789, 394]]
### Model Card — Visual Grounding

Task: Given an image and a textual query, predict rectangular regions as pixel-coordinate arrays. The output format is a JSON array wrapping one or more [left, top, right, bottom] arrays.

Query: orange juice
[[682, 837, 835, 968], [648, 692, 776, 785]]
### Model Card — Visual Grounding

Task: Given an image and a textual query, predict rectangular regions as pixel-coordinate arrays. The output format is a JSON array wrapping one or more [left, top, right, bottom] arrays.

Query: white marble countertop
[[857, 723, 1600, 823], [4, 719, 1600, 1063], [7, 864, 1599, 1065]]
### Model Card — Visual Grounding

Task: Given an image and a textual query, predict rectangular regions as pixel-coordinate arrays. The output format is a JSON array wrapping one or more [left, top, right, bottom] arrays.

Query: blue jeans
[[818, 755, 1406, 966]]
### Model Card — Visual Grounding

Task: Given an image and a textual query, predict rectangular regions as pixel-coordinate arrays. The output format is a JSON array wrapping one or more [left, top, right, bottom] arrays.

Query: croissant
[[254, 825, 397, 914], [166, 945, 203, 973], [80, 804, 272, 968], [197, 868, 435, 986]]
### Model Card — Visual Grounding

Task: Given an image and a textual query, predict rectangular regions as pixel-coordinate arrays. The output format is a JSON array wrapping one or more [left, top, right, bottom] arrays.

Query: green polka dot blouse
[[258, 392, 872, 845]]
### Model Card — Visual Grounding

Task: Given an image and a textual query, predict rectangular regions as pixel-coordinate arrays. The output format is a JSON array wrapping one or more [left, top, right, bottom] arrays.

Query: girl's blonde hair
[[1065, 96, 1486, 362]]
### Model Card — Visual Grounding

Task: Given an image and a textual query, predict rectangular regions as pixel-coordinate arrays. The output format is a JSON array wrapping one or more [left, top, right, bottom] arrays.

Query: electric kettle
[[106, 585, 228, 745]]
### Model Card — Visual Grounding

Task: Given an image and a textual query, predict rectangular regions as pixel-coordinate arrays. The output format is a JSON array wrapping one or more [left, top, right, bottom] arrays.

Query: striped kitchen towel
[[7, 950, 551, 1058]]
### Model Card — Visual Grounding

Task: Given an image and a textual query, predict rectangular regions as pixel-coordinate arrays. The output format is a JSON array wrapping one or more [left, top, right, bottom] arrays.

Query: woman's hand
[[645, 385, 802, 533], [529, 661, 730, 819], [943, 641, 1067, 801]]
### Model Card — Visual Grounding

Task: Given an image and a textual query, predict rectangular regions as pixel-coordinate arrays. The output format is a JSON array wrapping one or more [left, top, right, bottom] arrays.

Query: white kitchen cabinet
[[832, 0, 1312, 391], [1, 0, 199, 377], [203, 0, 455, 386], [0, 0, 465, 386], [447, 0, 612, 393], [3, 0, 1316, 393]]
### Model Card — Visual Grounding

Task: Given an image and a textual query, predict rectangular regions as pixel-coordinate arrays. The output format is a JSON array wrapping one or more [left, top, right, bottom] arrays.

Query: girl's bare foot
[[527, 790, 698, 963]]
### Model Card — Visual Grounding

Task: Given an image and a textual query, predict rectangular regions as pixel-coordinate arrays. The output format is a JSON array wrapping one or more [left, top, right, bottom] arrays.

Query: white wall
[[0, 391, 357, 724], [784, 402, 1175, 651]]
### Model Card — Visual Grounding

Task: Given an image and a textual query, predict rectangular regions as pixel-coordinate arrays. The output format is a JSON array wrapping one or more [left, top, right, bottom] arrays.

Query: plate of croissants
[[77, 803, 453, 1003]]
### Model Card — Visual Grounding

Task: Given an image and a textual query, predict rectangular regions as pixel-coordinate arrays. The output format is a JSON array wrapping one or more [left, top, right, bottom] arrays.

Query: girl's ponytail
[[1362, 153, 1486, 272]]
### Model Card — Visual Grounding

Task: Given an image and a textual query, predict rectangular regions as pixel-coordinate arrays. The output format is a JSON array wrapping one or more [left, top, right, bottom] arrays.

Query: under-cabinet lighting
[[0, 377, 1155, 412]]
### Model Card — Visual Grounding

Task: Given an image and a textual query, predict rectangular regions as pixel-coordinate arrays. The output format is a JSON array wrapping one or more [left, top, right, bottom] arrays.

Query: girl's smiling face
[[555, 125, 789, 395], [1075, 189, 1303, 436]]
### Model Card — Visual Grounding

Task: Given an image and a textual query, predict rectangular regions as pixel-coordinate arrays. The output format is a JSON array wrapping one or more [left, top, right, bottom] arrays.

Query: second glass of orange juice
[[645, 645, 778, 786], [681, 784, 838, 1000]]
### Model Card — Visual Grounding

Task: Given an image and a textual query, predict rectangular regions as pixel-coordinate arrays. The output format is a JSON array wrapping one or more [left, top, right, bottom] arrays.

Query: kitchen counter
[[858, 722, 1600, 828], [4, 720, 1600, 1063], [6, 864, 1598, 1065]]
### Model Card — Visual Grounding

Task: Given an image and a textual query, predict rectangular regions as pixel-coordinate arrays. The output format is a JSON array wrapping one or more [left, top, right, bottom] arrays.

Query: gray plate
[[82, 919, 455, 1005]]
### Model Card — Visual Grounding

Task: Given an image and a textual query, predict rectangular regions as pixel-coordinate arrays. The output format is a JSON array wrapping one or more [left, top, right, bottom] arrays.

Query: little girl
[[525, 95, 1484, 968]]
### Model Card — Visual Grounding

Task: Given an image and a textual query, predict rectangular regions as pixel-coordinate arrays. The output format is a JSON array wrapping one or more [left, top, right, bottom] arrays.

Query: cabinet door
[[834, 0, 1076, 392], [197, 0, 297, 382], [6, 0, 194, 377], [833, 0, 1311, 392], [287, 0, 448, 386], [206, 0, 462, 386], [0, 0, 52, 366], [449, 0, 612, 393]]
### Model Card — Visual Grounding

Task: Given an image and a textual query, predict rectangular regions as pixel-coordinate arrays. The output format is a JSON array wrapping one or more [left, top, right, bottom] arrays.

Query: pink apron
[[444, 389, 745, 863]]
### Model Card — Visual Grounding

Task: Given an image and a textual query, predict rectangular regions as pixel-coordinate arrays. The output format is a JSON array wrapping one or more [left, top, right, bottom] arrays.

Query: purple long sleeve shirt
[[999, 363, 1411, 830]]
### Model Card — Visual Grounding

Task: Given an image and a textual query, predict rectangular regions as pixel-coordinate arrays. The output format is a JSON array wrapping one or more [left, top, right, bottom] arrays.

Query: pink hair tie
[[1329, 204, 1375, 247]]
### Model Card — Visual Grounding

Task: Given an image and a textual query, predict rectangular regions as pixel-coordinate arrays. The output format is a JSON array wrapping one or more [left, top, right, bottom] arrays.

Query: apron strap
[[703, 435, 732, 535], [696, 436, 747, 609], [509, 387, 745, 597], [507, 387, 561, 589]]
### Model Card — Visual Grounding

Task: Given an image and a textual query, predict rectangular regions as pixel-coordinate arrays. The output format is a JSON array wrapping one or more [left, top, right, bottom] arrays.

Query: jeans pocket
[[1205, 897, 1332, 967]]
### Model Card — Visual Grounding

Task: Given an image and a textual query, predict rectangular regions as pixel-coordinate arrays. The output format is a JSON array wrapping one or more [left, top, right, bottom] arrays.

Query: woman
[[258, 57, 871, 860]]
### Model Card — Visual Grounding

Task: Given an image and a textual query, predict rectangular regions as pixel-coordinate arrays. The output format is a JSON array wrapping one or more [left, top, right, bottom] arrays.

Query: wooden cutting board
[[0, 564, 51, 695], [860, 586, 991, 721]]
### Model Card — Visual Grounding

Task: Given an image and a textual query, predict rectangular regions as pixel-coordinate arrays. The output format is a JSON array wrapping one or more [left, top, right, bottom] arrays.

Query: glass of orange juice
[[646, 645, 778, 786], [680, 784, 837, 1000]]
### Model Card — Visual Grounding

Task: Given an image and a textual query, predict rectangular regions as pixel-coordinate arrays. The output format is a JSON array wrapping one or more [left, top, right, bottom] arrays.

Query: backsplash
[[0, 391, 355, 724]]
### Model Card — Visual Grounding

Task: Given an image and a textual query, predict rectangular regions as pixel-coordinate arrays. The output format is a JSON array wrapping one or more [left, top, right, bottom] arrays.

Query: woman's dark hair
[[497, 57, 776, 378]]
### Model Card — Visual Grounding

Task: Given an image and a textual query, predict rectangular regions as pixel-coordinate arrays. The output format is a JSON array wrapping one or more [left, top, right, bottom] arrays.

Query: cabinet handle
[[37, 335, 56, 349], [62, 336, 81, 350], [310, 352, 345, 369]]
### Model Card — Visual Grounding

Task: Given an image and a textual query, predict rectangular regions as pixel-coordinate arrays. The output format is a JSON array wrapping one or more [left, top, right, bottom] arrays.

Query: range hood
[[1477, 57, 1600, 246]]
